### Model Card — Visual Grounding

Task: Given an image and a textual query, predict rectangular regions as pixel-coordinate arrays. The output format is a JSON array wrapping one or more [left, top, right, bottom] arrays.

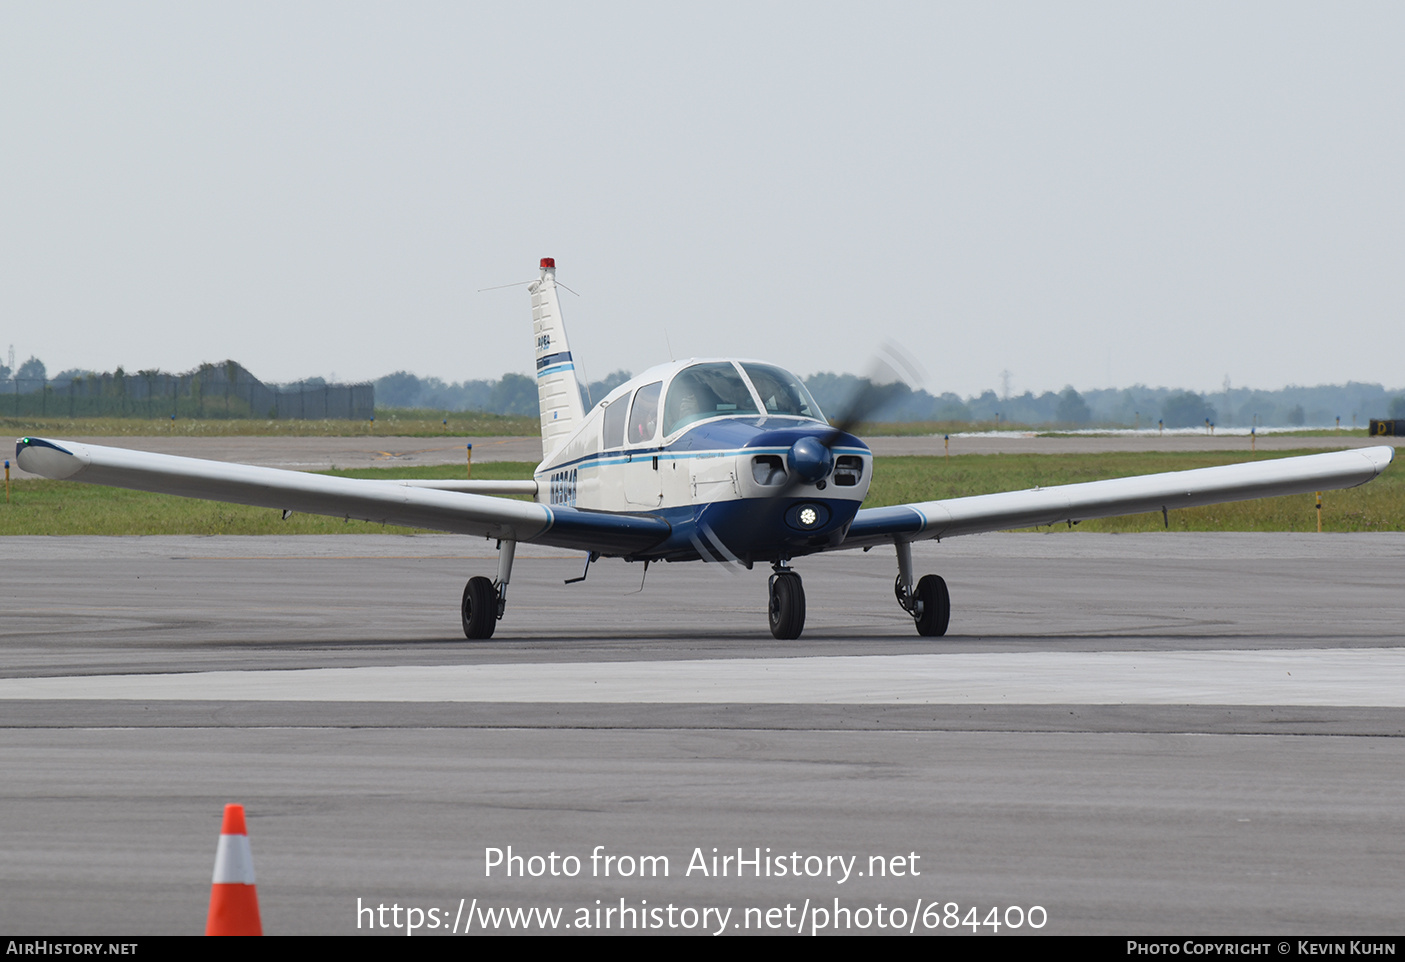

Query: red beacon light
[[540, 257, 555, 270]]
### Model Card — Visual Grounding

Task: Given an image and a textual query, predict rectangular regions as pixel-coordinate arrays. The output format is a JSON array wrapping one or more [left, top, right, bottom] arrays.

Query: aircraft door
[[623, 381, 663, 507]]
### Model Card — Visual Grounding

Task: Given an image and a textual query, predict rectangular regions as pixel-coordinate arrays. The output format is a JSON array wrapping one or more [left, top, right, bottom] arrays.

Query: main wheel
[[913, 574, 950, 637], [461, 576, 498, 640], [768, 572, 806, 640]]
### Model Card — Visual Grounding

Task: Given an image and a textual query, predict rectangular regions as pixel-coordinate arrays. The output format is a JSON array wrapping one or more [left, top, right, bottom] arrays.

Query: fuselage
[[532, 358, 872, 565]]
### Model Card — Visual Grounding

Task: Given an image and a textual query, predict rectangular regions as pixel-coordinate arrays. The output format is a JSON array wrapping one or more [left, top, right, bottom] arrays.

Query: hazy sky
[[3, 2, 1402, 398]]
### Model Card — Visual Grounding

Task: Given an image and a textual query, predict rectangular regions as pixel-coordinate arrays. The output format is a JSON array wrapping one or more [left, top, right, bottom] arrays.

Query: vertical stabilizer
[[529, 257, 587, 460]]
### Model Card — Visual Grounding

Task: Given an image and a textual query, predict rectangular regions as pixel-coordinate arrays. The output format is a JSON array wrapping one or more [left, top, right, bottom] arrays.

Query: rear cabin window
[[662, 363, 761, 436], [602, 395, 628, 448]]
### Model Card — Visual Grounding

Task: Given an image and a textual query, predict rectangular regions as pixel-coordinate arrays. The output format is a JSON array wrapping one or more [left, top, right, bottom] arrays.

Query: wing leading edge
[[843, 446, 1395, 548], [15, 438, 670, 555]]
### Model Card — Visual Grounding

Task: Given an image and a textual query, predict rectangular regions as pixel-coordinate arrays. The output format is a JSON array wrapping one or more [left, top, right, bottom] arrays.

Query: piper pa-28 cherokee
[[16, 258, 1396, 640]]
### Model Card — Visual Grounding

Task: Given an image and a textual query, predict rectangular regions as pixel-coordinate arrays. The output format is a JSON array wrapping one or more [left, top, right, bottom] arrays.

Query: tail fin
[[529, 257, 587, 460]]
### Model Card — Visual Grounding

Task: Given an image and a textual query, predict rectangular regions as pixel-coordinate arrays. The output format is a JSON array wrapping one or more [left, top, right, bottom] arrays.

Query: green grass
[[1, 451, 1398, 535], [0, 411, 540, 439], [1036, 427, 1373, 438]]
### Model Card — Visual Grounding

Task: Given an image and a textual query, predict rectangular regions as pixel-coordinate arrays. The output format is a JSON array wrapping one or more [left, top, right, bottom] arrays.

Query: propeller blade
[[771, 342, 923, 500]]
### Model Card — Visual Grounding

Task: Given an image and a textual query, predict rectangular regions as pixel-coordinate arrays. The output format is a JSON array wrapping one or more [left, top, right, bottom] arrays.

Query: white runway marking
[[3, 649, 1404, 706]]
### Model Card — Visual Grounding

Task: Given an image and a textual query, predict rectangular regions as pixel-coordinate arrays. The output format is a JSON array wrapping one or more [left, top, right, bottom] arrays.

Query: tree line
[[7, 354, 1402, 427], [378, 367, 1405, 429]]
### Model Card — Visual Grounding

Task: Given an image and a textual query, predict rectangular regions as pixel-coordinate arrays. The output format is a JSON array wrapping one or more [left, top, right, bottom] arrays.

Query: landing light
[[785, 502, 829, 531]]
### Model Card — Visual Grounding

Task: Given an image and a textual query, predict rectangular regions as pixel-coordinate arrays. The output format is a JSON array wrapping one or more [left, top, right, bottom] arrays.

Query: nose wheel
[[768, 567, 806, 640]]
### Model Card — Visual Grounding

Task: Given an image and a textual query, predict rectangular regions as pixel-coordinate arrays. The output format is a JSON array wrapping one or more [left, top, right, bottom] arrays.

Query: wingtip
[[1362, 445, 1396, 474], [15, 437, 84, 479], [17, 436, 72, 456]]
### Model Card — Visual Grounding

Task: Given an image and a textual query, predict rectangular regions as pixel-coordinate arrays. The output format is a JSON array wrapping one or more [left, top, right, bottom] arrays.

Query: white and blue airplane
[[16, 258, 1396, 640]]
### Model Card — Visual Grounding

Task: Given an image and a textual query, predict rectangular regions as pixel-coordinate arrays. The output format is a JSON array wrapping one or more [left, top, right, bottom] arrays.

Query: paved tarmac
[[8, 431, 1403, 479], [2, 533, 1403, 935]]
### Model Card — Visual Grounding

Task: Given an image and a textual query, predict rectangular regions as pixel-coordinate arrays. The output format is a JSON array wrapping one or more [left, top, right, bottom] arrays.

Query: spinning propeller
[[774, 341, 924, 500]]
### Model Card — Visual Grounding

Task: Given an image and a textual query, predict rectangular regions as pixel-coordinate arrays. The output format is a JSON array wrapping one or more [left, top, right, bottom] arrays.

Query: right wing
[[842, 445, 1395, 548], [15, 437, 670, 555]]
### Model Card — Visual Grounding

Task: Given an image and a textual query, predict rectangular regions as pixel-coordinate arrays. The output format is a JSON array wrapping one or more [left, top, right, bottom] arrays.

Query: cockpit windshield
[[662, 362, 761, 436], [741, 363, 826, 422], [660, 361, 827, 436]]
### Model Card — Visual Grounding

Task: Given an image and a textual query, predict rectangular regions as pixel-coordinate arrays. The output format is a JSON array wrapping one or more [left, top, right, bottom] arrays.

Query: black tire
[[462, 576, 497, 640], [914, 574, 950, 637], [768, 572, 806, 640]]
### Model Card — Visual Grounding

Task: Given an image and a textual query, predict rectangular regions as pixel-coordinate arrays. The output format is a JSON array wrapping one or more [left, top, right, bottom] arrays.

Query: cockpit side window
[[662, 362, 761, 436], [628, 381, 663, 444], [602, 395, 628, 449], [740, 363, 826, 421]]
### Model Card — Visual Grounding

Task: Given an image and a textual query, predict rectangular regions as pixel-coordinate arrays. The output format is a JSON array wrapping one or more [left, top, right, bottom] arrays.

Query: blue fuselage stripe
[[538, 445, 869, 475], [536, 418, 870, 474]]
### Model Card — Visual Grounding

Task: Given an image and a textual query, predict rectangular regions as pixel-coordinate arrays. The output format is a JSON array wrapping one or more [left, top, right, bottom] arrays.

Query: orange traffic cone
[[205, 804, 262, 935]]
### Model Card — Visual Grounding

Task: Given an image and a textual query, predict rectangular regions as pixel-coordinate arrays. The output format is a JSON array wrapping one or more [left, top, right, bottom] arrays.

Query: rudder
[[529, 257, 586, 460]]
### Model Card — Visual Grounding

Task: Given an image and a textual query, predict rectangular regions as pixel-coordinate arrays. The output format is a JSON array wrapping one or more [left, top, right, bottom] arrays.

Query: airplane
[[15, 257, 1396, 640]]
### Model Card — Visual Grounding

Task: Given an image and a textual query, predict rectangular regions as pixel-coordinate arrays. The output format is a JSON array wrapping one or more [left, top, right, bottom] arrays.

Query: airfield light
[[541, 257, 556, 270]]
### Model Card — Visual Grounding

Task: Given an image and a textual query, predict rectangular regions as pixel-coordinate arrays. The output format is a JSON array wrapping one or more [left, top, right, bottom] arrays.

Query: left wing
[[842, 446, 1394, 548], [15, 437, 670, 555]]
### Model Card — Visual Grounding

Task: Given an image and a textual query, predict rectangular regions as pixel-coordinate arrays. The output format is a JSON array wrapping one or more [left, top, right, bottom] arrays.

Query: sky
[[2, 2, 1402, 398]]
